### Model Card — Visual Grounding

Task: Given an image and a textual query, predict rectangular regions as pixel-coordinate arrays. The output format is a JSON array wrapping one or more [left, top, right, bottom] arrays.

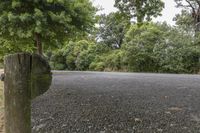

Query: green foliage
[[88, 50, 128, 71], [0, 1, 198, 74], [89, 62, 105, 71], [124, 23, 163, 72], [174, 0, 200, 33], [76, 48, 95, 71], [97, 12, 130, 48], [0, 38, 34, 62], [49, 22, 200, 74], [124, 23, 200, 73], [103, 50, 127, 71], [50, 50, 66, 70], [114, 0, 164, 23], [174, 10, 195, 34], [64, 40, 95, 70], [156, 23, 199, 73], [50, 40, 110, 70], [0, 0, 96, 54]]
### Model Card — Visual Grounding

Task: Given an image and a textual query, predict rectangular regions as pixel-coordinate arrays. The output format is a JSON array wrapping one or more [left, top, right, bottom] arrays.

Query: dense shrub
[[49, 23, 200, 74], [49, 40, 110, 70], [88, 50, 128, 71], [124, 23, 163, 72], [123, 23, 200, 73], [50, 50, 66, 70], [89, 62, 105, 71]]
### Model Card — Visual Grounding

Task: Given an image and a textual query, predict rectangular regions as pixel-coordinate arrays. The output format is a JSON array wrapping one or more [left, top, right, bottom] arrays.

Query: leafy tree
[[114, 0, 164, 23], [143, 22, 199, 73], [0, 0, 96, 55], [174, 10, 195, 34], [89, 49, 128, 71], [0, 38, 34, 62], [71, 40, 96, 70], [124, 23, 164, 72], [50, 50, 66, 70], [97, 12, 130, 48], [50, 39, 110, 70], [174, 0, 200, 33]]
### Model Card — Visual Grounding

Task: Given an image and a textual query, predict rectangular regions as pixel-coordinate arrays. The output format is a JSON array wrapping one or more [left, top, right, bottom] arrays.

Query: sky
[[92, 0, 181, 25]]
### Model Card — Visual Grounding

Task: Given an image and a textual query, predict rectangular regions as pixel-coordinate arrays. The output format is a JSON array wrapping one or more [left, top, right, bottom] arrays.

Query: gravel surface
[[32, 71, 200, 133]]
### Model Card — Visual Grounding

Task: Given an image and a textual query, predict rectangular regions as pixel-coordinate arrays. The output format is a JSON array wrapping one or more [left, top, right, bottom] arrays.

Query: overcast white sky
[[92, 0, 181, 25]]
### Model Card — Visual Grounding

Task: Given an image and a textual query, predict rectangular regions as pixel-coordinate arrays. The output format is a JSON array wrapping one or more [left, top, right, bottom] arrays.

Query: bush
[[51, 63, 66, 70], [89, 62, 105, 71], [50, 50, 67, 70], [66, 55, 76, 70], [48, 23, 200, 74], [103, 50, 127, 71], [124, 23, 163, 72], [50, 40, 107, 71], [88, 50, 128, 72], [76, 50, 96, 70]]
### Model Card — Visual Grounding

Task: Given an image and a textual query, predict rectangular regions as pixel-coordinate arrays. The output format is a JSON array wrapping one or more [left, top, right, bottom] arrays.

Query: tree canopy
[[0, 0, 96, 55], [0, 1, 199, 74], [48, 22, 200, 74], [97, 12, 130, 48], [174, 0, 200, 33], [174, 10, 195, 34], [114, 0, 164, 23]]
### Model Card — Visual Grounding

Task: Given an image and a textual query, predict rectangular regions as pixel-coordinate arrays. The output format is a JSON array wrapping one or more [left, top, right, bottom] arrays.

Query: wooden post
[[4, 53, 31, 133], [4, 53, 52, 133]]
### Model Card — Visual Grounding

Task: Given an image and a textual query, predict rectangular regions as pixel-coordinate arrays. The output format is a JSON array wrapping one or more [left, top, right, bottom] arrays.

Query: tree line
[[0, 0, 199, 73]]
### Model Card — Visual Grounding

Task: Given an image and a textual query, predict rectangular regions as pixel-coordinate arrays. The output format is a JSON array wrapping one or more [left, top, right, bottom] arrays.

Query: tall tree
[[97, 12, 130, 48], [124, 23, 164, 72], [114, 0, 164, 23], [174, 10, 195, 34], [175, 0, 200, 33], [0, 0, 96, 55]]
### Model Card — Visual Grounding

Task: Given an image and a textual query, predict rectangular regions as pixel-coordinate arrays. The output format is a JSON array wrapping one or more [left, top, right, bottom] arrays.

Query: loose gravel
[[32, 72, 200, 133]]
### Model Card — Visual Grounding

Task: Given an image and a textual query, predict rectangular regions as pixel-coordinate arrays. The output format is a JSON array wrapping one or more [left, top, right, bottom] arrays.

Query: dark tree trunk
[[191, 6, 200, 35], [34, 33, 43, 55]]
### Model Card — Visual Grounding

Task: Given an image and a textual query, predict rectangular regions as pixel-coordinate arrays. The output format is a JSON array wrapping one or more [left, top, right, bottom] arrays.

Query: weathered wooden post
[[3, 53, 52, 133], [4, 53, 32, 133]]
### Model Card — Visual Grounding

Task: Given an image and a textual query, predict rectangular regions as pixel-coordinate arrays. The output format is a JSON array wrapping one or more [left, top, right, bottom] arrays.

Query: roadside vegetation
[[48, 22, 199, 73], [0, 0, 199, 74]]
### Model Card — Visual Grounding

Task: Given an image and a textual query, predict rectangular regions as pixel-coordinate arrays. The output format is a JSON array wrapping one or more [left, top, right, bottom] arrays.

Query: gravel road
[[31, 71, 200, 133]]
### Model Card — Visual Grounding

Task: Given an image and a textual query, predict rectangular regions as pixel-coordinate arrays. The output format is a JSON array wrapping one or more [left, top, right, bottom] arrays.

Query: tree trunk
[[35, 33, 43, 55], [191, 6, 200, 35]]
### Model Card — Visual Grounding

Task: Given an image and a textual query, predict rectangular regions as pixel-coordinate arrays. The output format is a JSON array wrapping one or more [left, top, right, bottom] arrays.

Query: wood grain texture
[[4, 53, 31, 133], [4, 53, 52, 133]]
